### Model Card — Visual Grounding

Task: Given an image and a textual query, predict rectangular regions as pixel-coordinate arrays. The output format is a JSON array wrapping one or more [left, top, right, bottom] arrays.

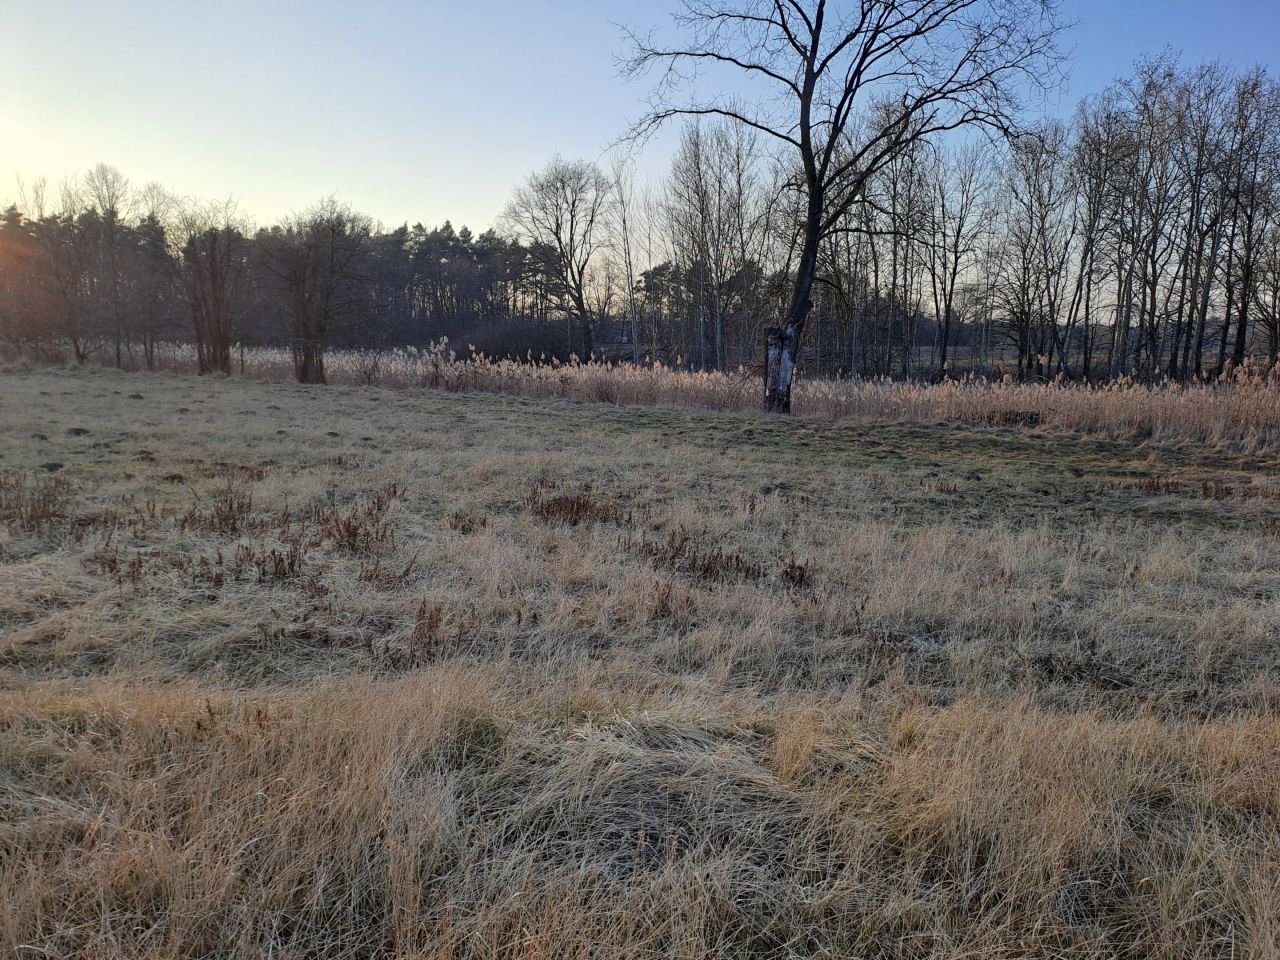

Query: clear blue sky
[[1, 0, 1276, 230]]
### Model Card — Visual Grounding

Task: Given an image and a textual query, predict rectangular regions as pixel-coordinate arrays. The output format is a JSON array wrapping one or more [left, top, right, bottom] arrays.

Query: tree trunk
[[1232, 255, 1253, 369], [629, 301, 640, 364], [293, 340, 327, 384], [764, 321, 799, 413], [765, 198, 820, 413]]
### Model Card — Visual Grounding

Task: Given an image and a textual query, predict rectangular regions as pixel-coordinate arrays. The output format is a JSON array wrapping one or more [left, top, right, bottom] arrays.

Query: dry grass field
[[3, 365, 1280, 958], [75, 342, 1280, 451]]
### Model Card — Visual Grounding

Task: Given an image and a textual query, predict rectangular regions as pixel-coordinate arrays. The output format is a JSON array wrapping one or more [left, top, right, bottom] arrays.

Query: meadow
[[2, 364, 1279, 958], [103, 340, 1280, 451]]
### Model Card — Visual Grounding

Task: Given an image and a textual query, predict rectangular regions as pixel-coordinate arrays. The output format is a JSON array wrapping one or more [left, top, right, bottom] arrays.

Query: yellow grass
[[2, 366, 1279, 958]]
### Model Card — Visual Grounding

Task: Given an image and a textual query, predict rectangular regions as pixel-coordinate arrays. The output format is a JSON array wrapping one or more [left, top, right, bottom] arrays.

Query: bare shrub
[[179, 483, 253, 534], [446, 511, 488, 534], [310, 481, 403, 552], [523, 479, 622, 526], [621, 527, 764, 584], [0, 474, 73, 531], [352, 348, 384, 386]]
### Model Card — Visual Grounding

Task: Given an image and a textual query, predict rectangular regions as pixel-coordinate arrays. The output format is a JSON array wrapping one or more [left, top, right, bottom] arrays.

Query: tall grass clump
[[4, 678, 1279, 959]]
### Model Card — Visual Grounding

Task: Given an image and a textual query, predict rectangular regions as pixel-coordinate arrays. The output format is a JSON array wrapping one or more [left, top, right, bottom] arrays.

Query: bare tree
[[1222, 70, 1280, 371], [610, 158, 644, 362], [503, 157, 613, 357], [664, 121, 768, 370], [261, 198, 372, 384], [30, 187, 100, 364], [1065, 94, 1120, 378], [0, 206, 56, 354], [80, 165, 136, 367], [923, 142, 987, 374], [1256, 218, 1280, 364], [628, 0, 1065, 410], [176, 199, 247, 375]]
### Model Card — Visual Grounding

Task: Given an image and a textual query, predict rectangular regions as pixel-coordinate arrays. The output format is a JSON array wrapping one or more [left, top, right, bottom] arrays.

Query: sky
[[1, 0, 1277, 231]]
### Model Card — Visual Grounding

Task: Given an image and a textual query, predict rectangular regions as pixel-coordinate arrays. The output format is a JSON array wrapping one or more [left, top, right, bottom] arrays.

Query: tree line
[[2, 34, 1278, 391], [0, 179, 574, 383]]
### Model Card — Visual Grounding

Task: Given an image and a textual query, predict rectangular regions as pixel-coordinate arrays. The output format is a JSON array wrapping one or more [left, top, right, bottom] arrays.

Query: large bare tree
[[503, 157, 613, 358], [627, 0, 1065, 411]]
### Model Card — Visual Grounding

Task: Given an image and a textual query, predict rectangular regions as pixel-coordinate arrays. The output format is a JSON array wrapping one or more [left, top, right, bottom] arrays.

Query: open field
[[3, 366, 1280, 958], [24, 342, 1280, 451]]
